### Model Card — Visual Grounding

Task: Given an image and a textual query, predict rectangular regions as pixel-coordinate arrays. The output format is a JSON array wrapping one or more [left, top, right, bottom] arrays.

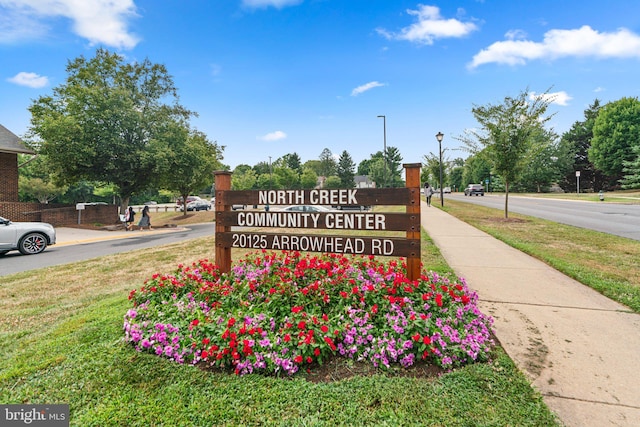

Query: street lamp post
[[377, 115, 387, 188], [436, 132, 444, 207]]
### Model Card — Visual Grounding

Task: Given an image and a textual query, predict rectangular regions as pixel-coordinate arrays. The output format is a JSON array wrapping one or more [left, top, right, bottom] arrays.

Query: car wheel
[[18, 232, 48, 255]]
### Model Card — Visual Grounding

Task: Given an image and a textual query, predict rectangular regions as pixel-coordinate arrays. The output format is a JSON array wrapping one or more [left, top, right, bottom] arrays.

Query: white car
[[0, 216, 56, 255], [280, 205, 335, 213]]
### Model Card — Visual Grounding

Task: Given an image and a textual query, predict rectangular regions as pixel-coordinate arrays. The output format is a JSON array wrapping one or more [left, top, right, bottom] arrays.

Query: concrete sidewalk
[[420, 201, 640, 427], [55, 226, 182, 246]]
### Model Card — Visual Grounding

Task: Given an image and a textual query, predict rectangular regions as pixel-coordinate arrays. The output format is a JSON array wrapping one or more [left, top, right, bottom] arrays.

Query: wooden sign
[[214, 163, 422, 280]]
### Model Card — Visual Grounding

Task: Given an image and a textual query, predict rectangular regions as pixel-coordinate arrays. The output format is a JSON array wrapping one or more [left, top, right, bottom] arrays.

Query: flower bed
[[124, 250, 494, 376]]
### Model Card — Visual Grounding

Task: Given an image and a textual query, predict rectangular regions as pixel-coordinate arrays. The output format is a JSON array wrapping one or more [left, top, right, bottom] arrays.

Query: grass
[[439, 197, 640, 313], [0, 216, 559, 426]]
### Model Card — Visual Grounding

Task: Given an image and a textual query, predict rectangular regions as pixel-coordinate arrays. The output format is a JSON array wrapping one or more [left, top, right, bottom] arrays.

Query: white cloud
[[351, 81, 386, 96], [469, 25, 640, 69], [242, 0, 302, 9], [529, 90, 572, 106], [7, 72, 49, 88], [259, 131, 287, 141], [594, 87, 605, 93], [377, 5, 478, 45], [0, 0, 139, 49]]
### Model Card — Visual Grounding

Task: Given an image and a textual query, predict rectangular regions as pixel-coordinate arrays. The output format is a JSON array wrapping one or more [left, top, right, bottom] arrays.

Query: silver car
[[0, 216, 56, 255]]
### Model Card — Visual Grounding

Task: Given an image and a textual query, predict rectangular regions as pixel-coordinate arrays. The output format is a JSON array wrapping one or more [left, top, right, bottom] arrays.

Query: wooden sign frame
[[214, 163, 422, 280]]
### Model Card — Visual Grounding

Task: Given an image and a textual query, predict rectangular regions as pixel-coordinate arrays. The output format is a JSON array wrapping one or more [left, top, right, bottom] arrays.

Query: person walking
[[138, 205, 153, 230], [424, 182, 434, 207], [125, 206, 136, 231]]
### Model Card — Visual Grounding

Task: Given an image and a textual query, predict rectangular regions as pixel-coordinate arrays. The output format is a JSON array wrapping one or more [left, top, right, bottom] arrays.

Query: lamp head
[[435, 132, 444, 142]]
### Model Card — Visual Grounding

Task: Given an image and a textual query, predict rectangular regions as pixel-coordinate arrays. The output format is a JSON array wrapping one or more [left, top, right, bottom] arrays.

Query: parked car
[[443, 187, 452, 194], [331, 205, 371, 211], [280, 205, 335, 213], [180, 198, 211, 211], [464, 184, 485, 196], [176, 196, 200, 207], [0, 216, 56, 255], [232, 204, 247, 210]]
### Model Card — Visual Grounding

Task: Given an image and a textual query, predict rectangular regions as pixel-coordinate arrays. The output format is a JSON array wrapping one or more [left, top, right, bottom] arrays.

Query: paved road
[[441, 193, 640, 241], [0, 223, 214, 277]]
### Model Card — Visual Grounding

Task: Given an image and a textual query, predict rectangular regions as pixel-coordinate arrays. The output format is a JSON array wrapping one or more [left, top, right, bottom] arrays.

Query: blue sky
[[2, 1, 640, 171]]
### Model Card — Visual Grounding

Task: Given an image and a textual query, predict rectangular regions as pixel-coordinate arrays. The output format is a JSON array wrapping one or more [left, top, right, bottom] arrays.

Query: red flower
[[201, 350, 208, 359], [314, 348, 321, 356], [202, 338, 210, 345], [297, 321, 307, 330], [227, 317, 236, 327], [435, 294, 443, 307], [306, 356, 313, 364], [294, 355, 303, 364], [324, 336, 337, 351], [412, 333, 421, 342], [322, 313, 328, 321], [283, 334, 291, 342], [371, 304, 378, 314], [320, 325, 329, 333], [423, 336, 431, 345], [291, 306, 304, 314], [268, 288, 276, 294], [340, 291, 348, 298]]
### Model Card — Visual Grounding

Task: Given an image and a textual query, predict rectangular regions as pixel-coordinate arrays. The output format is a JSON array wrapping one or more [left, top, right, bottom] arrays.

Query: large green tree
[[28, 48, 192, 211], [459, 88, 554, 217], [589, 97, 640, 186]]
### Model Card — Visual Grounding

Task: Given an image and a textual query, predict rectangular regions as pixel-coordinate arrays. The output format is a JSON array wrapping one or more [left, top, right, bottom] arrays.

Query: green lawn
[[0, 228, 559, 426]]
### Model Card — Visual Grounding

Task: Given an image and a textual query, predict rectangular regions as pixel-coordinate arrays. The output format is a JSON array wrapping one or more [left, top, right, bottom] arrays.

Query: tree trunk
[[504, 180, 509, 219], [120, 196, 131, 215]]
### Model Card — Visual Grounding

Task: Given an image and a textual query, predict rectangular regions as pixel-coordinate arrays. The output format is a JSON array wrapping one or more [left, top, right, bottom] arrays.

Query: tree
[[18, 177, 65, 203], [232, 167, 257, 190], [274, 166, 300, 189], [589, 97, 640, 186], [367, 157, 386, 188], [421, 153, 441, 187], [462, 153, 492, 187], [154, 122, 224, 216], [323, 176, 342, 189], [282, 153, 302, 174], [515, 127, 569, 193], [300, 168, 318, 189], [318, 148, 337, 177], [336, 151, 356, 188], [556, 100, 605, 192], [458, 88, 554, 217], [28, 48, 192, 212], [17, 154, 67, 203], [621, 144, 640, 189], [385, 146, 404, 187]]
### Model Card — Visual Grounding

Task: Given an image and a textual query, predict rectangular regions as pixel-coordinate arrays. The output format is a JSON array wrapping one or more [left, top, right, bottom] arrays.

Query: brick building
[[0, 124, 34, 202], [0, 124, 117, 226]]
